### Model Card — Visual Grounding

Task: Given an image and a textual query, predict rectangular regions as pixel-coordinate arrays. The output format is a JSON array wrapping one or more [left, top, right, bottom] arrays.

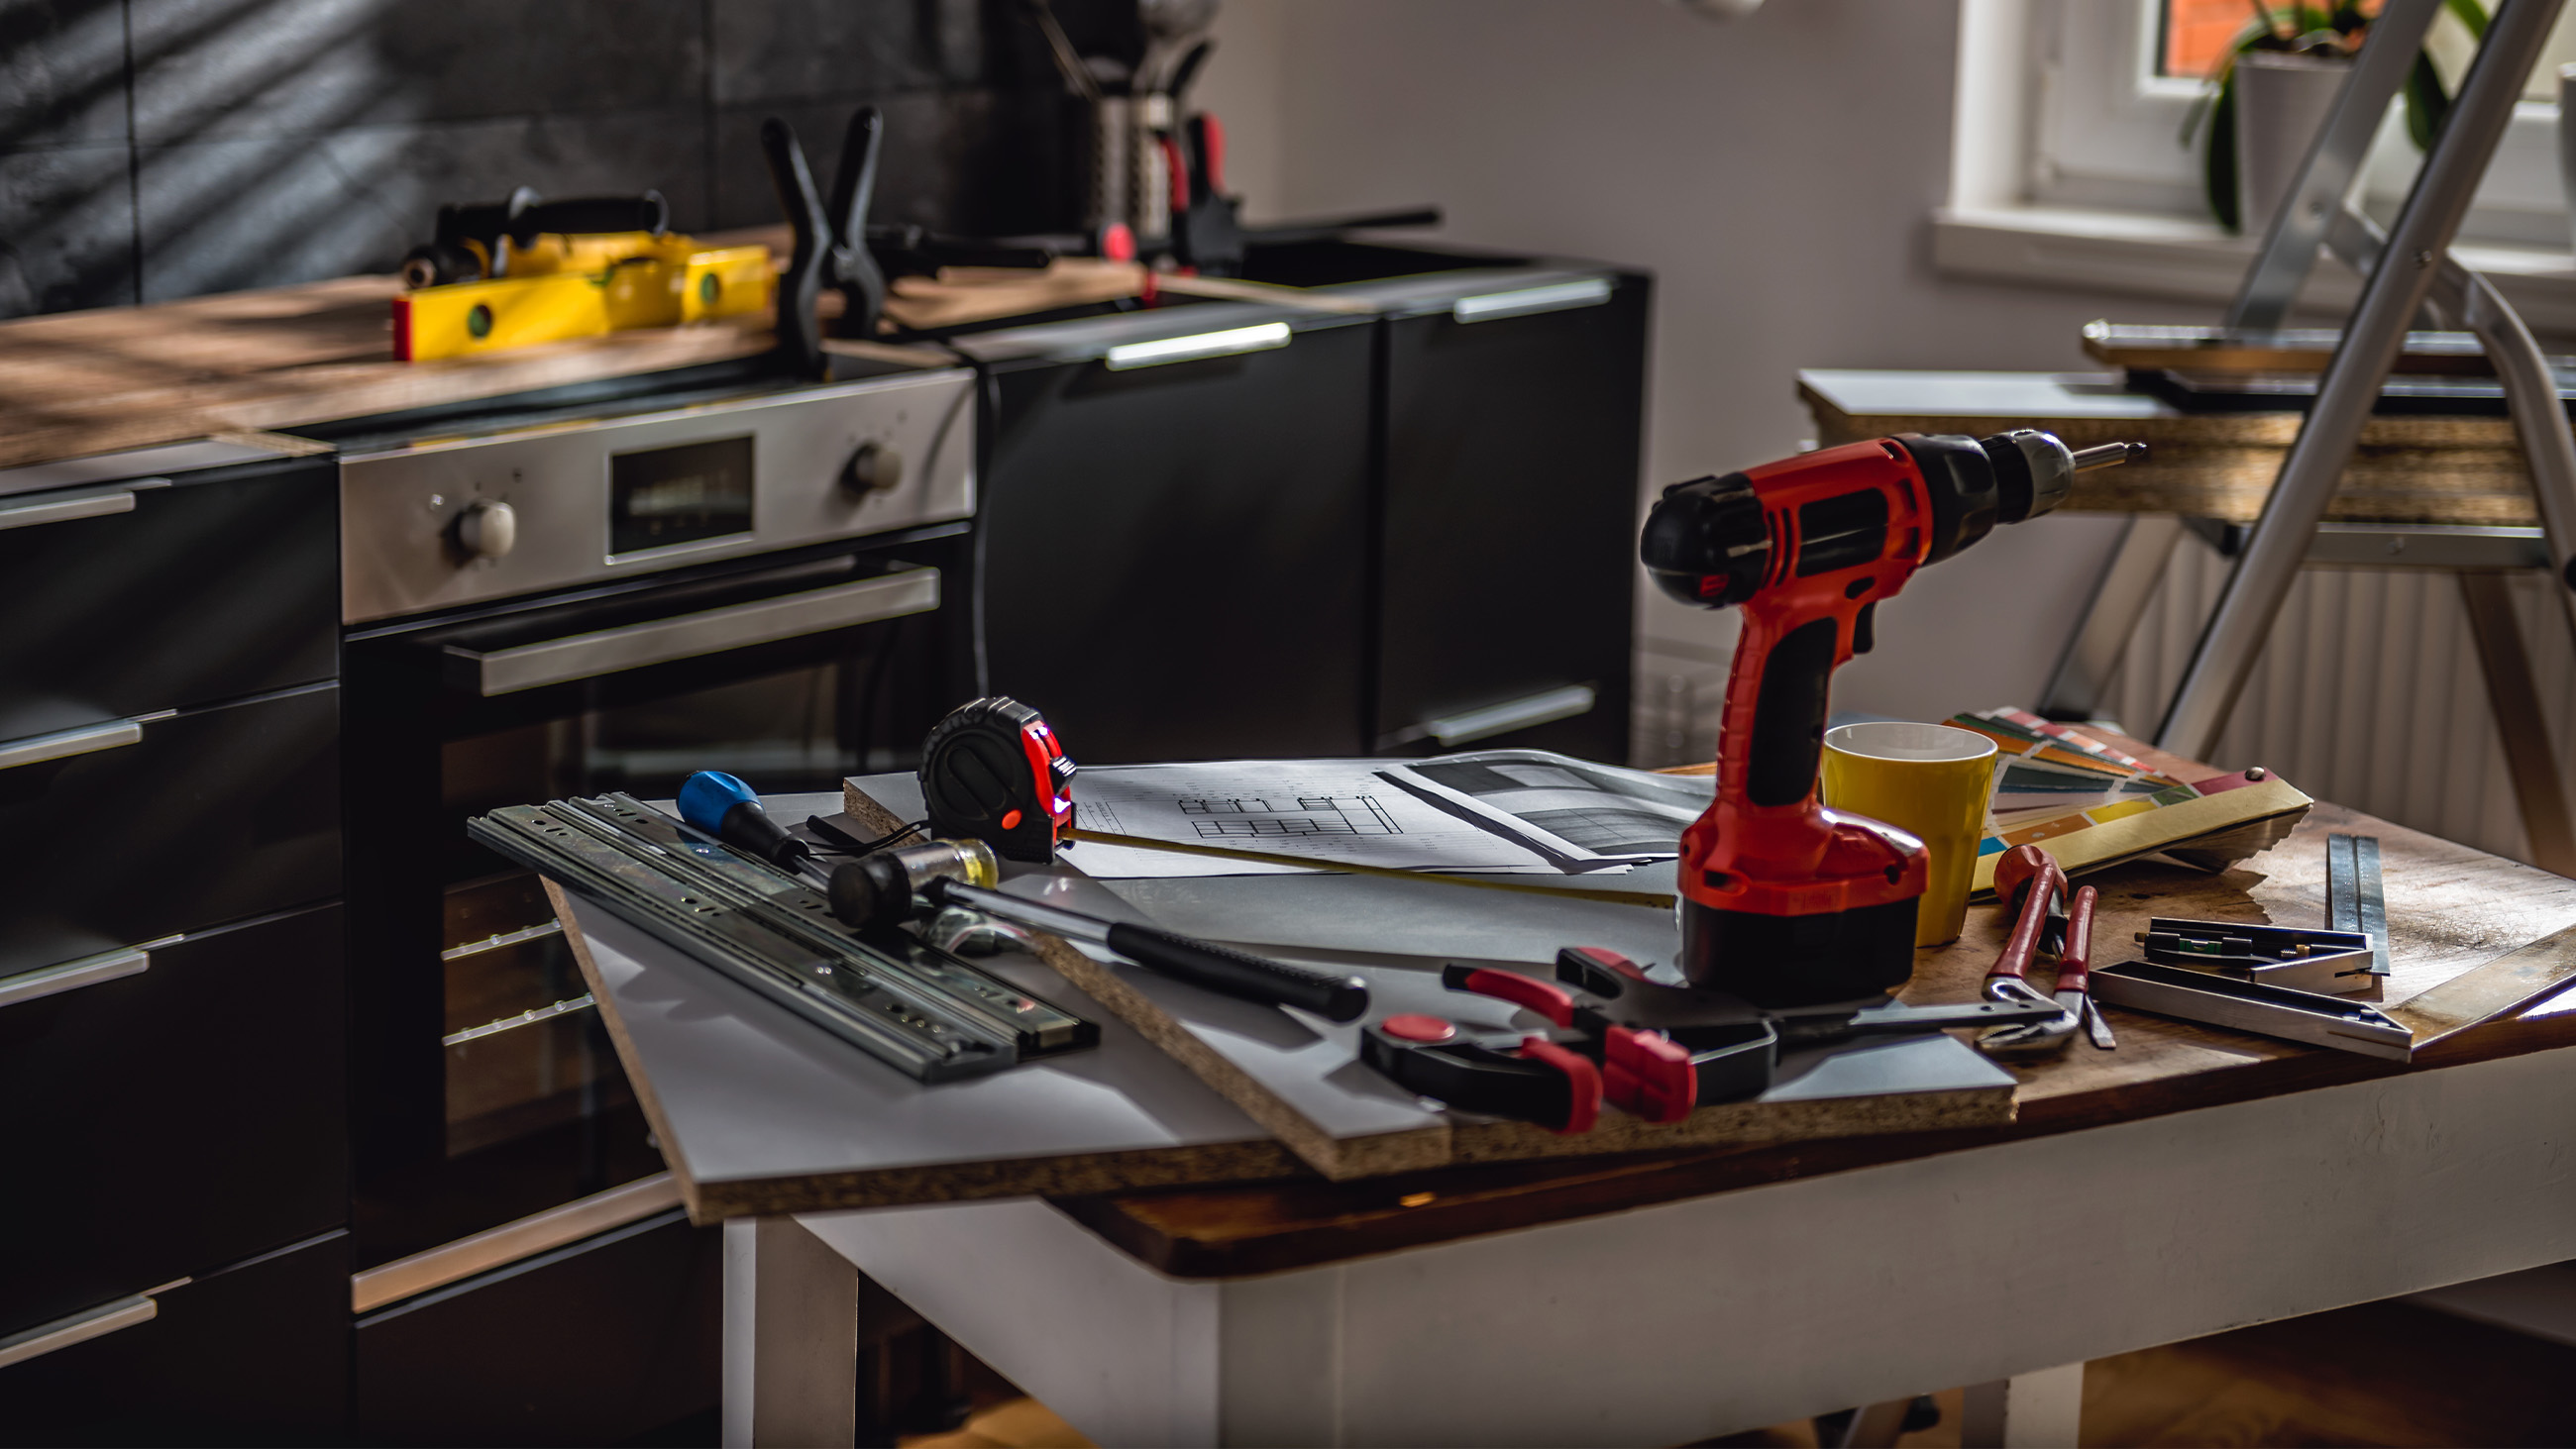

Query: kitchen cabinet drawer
[[356, 1210, 719, 1445], [0, 1230, 350, 1446], [0, 682, 339, 980], [0, 454, 337, 744], [1375, 276, 1647, 762], [0, 904, 346, 1340]]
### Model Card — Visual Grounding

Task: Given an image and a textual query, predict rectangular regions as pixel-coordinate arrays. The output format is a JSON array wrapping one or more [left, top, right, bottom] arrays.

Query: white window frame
[[1947, 0, 2576, 252]]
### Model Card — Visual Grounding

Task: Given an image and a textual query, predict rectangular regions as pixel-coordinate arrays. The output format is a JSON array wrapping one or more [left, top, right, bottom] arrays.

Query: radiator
[[2098, 536, 2572, 869]]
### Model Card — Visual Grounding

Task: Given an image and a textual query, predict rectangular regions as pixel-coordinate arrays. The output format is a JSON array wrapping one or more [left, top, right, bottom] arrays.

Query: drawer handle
[[0, 938, 174, 1010], [1452, 277, 1613, 323], [0, 1281, 185, 1371], [1424, 683, 1598, 746], [446, 567, 939, 696], [0, 487, 143, 533], [0, 718, 145, 773], [1104, 321, 1293, 370], [353, 1174, 683, 1312]]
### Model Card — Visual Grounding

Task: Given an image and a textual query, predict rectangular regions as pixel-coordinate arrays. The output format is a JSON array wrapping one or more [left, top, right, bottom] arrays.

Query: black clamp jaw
[[761, 106, 888, 376]]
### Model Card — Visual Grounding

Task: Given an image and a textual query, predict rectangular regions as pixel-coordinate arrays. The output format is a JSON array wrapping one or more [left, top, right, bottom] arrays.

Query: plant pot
[[2236, 52, 2353, 236]]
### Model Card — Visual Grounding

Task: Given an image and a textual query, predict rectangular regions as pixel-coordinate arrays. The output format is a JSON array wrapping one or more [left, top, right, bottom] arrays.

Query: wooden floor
[[1711, 1298, 2576, 1448], [893, 1297, 2576, 1448]]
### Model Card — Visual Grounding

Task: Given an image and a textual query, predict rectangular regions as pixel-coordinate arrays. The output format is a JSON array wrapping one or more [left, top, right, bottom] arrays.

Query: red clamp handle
[[2054, 885, 2098, 995], [1601, 1027, 1694, 1124], [1447, 966, 1576, 1026], [1987, 847, 2067, 983], [1516, 1037, 1600, 1135]]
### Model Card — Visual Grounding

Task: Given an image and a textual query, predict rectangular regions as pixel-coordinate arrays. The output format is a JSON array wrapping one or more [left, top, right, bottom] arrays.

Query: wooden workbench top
[[1054, 733, 2576, 1279], [1800, 368, 2548, 526]]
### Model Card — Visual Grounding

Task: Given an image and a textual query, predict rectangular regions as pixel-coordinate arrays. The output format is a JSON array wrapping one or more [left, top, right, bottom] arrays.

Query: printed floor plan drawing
[[1177, 795, 1401, 839]]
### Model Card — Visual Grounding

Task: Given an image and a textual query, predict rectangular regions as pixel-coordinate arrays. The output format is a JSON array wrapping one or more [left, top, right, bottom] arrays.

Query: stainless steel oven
[[324, 364, 976, 1270]]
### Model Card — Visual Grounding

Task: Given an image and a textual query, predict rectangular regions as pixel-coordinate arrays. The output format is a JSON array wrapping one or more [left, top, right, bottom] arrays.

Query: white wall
[[1194, 0, 2220, 759]]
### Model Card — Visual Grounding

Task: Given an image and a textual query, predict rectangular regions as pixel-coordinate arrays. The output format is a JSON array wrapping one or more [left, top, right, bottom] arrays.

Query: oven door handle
[[443, 566, 940, 696]]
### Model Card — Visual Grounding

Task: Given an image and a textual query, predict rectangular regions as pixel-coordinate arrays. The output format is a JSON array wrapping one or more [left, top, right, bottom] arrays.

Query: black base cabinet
[[970, 306, 1379, 764], [0, 1231, 351, 1447], [355, 1211, 720, 1446], [0, 903, 347, 1340], [1374, 276, 1648, 762]]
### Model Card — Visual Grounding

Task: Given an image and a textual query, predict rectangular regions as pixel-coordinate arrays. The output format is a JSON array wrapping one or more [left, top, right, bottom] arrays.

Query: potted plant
[[2189, 0, 2490, 232]]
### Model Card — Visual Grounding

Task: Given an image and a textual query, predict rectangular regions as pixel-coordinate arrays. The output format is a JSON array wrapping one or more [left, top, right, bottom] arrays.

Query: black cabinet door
[[355, 1211, 719, 1446], [1375, 280, 1649, 762], [0, 905, 347, 1339], [978, 321, 1377, 763], [0, 458, 338, 744], [0, 683, 340, 979], [0, 1231, 350, 1446]]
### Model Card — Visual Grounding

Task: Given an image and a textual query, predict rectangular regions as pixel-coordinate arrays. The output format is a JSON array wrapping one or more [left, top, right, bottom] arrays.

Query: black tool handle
[[513, 192, 671, 243], [1103, 922, 1368, 1022], [761, 118, 829, 375]]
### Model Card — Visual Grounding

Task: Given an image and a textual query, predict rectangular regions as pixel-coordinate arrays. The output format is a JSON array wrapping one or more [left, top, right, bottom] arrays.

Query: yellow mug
[[1820, 721, 1997, 948]]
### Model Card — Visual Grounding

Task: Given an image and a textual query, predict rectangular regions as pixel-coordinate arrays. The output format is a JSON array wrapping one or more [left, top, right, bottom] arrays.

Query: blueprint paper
[[1382, 751, 1712, 869], [1068, 760, 1564, 879], [1066, 753, 1706, 880]]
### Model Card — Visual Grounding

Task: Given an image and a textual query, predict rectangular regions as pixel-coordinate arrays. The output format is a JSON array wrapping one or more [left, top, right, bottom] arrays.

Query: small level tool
[[391, 186, 771, 362], [470, 793, 1095, 1081]]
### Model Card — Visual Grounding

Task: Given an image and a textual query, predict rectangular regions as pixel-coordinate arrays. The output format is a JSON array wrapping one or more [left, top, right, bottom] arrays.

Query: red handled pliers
[[1980, 845, 2115, 1056]]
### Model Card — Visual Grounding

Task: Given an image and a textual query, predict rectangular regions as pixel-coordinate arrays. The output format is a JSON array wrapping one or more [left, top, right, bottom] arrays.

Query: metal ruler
[[2325, 832, 2393, 979], [470, 793, 1095, 1082]]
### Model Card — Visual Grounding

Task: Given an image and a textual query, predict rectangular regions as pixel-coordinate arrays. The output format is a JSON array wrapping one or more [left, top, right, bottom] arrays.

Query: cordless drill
[[1640, 430, 2141, 1006]]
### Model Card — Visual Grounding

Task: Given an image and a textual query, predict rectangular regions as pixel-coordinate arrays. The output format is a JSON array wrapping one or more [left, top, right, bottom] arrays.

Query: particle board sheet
[[1797, 368, 2547, 526], [838, 777, 2023, 1184]]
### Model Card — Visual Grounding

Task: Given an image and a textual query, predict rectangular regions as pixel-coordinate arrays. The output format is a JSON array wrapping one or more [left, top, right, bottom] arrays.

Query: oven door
[[343, 535, 965, 1266]]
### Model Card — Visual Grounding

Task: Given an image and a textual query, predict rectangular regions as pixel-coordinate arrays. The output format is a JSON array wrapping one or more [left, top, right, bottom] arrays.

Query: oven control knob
[[841, 442, 904, 495], [454, 499, 518, 561]]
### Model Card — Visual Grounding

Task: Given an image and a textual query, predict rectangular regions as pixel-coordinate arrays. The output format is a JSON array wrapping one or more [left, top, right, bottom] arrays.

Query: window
[[2021, 0, 2576, 249]]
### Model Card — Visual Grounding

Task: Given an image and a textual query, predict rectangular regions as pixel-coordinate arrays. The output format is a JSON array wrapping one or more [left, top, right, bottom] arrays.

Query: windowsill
[[1931, 203, 2576, 334]]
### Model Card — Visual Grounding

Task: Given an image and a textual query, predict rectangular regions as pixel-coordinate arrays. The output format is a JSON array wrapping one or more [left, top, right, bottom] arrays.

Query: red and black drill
[[1640, 430, 2142, 1005]]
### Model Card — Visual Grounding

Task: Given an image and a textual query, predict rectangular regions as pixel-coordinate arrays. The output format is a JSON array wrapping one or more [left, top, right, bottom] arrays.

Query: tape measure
[[918, 697, 1075, 862]]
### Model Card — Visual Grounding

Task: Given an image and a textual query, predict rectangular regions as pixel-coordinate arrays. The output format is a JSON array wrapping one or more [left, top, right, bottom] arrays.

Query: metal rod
[[2158, 0, 2569, 761], [2227, 0, 2443, 332], [2070, 442, 2148, 471]]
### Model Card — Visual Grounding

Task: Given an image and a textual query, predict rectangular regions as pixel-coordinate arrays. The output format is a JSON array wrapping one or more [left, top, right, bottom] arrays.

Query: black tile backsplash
[[0, 141, 138, 313], [0, 0, 1148, 319]]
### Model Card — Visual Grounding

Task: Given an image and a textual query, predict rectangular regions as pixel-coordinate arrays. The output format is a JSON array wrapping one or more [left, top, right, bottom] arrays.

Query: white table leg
[[798, 1199, 1224, 1448], [723, 1217, 859, 1449], [1961, 1364, 2085, 1448]]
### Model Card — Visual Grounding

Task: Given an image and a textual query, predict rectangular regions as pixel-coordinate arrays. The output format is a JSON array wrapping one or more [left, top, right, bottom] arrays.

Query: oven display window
[[609, 435, 755, 556]]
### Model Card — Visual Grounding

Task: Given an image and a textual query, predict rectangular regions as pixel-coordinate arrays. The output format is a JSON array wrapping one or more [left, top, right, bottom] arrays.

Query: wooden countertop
[[1800, 368, 2549, 526], [0, 274, 794, 471], [1052, 732, 2576, 1279]]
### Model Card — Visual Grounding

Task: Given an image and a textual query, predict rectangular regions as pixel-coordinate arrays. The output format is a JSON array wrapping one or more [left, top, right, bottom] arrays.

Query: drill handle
[[1718, 607, 1844, 812]]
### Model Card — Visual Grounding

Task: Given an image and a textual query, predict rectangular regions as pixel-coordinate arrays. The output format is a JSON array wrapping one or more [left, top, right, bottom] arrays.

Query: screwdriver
[[678, 772, 1369, 1023]]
